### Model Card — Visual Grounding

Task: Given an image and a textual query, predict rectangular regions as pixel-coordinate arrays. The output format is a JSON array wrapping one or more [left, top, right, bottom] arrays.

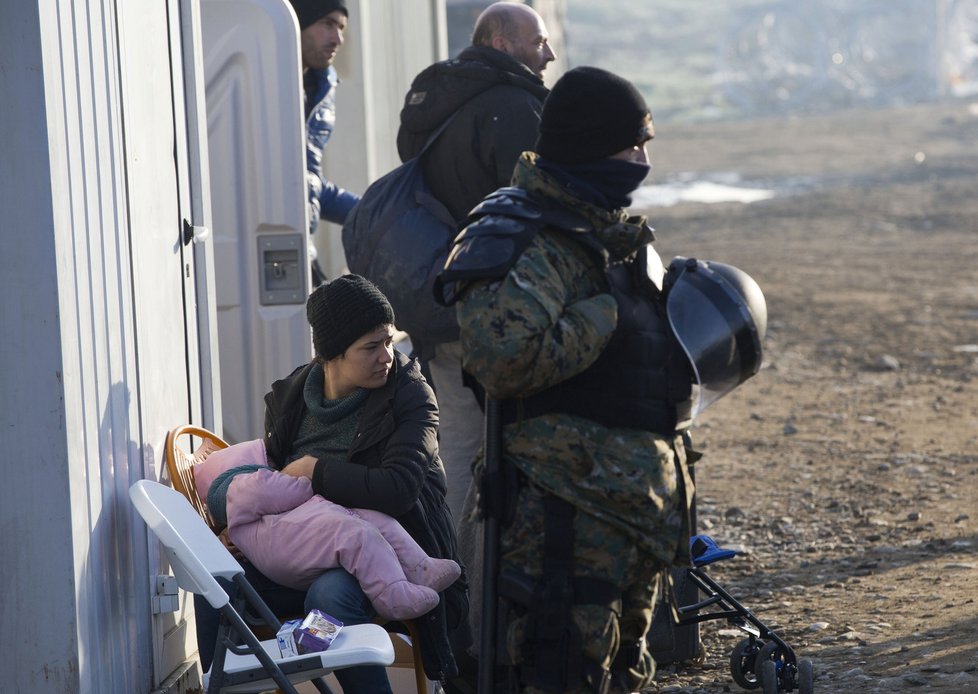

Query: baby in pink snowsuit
[[194, 438, 460, 621]]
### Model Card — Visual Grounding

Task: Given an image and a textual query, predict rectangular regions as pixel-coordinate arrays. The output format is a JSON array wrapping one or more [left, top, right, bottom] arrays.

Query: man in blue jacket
[[289, 0, 359, 284]]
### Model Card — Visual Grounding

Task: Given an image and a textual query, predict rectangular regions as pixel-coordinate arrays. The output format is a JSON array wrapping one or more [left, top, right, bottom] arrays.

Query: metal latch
[[182, 219, 211, 246]]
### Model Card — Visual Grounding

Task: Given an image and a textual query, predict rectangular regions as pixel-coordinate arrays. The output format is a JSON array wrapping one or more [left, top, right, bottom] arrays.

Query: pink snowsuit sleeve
[[225, 468, 314, 526], [193, 438, 269, 502]]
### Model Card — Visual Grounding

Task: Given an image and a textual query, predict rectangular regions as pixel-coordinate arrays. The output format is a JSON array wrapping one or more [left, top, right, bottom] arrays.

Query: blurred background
[[448, 0, 978, 123]]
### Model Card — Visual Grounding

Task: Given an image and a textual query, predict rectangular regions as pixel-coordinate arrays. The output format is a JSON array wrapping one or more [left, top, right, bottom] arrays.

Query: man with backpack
[[395, 0, 554, 523], [342, 11, 554, 676]]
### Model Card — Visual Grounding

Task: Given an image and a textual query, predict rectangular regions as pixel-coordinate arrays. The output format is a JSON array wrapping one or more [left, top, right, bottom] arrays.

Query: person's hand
[[219, 527, 245, 561], [281, 454, 317, 480]]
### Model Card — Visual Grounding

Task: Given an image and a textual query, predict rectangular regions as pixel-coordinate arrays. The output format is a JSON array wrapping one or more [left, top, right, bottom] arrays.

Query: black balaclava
[[535, 66, 654, 209]]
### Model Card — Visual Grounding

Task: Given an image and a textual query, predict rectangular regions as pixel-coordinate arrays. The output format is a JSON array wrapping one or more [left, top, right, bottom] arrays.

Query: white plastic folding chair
[[130, 479, 395, 694]]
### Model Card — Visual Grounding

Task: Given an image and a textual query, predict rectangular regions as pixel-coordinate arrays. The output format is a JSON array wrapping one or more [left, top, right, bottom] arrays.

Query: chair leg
[[231, 577, 337, 693], [219, 604, 301, 694], [405, 620, 427, 694], [207, 607, 234, 694], [234, 573, 284, 631]]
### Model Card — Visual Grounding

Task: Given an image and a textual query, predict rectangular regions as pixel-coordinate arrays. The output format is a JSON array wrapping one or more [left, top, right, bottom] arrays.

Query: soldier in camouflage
[[436, 67, 696, 693]]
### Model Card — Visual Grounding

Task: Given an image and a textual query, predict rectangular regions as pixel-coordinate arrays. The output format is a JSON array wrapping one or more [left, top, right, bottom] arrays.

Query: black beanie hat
[[306, 274, 395, 360], [536, 66, 654, 164], [288, 0, 348, 30]]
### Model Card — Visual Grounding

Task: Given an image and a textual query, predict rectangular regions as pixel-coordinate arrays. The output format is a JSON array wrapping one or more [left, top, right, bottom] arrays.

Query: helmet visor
[[667, 262, 763, 419]]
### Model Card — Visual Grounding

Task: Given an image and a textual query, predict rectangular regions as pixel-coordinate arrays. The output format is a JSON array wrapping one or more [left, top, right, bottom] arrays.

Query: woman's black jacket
[[263, 350, 470, 681]]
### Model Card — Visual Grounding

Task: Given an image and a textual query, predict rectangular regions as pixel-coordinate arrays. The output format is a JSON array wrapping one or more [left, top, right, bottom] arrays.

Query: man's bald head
[[471, 2, 555, 78]]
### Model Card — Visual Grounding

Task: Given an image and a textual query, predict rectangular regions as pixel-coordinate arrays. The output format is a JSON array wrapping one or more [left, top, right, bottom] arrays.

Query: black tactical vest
[[493, 248, 692, 435], [437, 188, 693, 435]]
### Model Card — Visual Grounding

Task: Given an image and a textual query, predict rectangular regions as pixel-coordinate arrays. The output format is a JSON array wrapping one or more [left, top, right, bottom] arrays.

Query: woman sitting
[[197, 275, 469, 693]]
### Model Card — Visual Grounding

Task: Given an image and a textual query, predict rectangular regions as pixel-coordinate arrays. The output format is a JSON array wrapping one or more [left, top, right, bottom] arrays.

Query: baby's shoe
[[404, 557, 461, 593], [373, 580, 440, 621]]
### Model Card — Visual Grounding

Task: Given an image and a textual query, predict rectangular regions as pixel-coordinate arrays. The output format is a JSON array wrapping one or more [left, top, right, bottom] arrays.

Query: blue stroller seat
[[690, 534, 737, 567]]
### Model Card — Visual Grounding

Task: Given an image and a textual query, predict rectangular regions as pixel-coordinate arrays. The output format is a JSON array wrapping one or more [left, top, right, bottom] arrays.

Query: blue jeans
[[195, 565, 392, 694], [305, 568, 393, 694]]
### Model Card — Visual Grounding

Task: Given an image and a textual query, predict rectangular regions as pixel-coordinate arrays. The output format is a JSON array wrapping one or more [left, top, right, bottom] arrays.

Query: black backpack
[[341, 115, 460, 350]]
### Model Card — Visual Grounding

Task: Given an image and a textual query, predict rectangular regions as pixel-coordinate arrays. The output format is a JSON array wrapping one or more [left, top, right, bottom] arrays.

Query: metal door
[[116, 0, 217, 686]]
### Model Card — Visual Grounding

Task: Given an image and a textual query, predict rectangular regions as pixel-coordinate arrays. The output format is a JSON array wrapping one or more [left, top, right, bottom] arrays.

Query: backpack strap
[[417, 107, 463, 158], [433, 187, 592, 307]]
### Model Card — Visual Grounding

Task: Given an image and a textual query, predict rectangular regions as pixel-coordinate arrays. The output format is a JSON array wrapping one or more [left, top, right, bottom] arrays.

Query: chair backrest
[[130, 479, 243, 608], [165, 424, 229, 530]]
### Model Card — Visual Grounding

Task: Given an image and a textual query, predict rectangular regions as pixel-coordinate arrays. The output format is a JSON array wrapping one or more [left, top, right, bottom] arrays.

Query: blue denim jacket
[[305, 66, 359, 231]]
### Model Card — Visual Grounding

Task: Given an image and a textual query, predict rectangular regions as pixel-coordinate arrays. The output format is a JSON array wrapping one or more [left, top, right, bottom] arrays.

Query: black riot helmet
[[664, 257, 767, 420]]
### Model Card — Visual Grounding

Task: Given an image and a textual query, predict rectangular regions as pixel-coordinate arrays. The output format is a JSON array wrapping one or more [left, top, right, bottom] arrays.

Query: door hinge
[[152, 574, 180, 614]]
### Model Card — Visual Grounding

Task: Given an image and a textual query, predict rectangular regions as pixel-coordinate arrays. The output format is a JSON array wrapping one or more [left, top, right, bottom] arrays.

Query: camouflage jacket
[[456, 153, 693, 566]]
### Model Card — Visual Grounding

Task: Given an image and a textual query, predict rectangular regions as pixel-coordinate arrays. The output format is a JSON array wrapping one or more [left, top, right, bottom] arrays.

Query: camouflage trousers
[[499, 480, 668, 694]]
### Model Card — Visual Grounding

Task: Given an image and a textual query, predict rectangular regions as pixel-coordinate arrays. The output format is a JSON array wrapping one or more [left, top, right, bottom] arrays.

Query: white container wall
[[201, 0, 314, 445], [0, 0, 215, 691]]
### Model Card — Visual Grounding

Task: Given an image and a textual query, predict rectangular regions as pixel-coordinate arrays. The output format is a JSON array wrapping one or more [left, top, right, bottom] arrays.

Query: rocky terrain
[[638, 98, 978, 693]]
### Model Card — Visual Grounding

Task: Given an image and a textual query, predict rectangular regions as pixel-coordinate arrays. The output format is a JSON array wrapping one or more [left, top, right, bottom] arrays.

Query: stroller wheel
[[729, 637, 762, 689], [797, 658, 815, 693], [759, 659, 779, 694], [757, 639, 787, 665]]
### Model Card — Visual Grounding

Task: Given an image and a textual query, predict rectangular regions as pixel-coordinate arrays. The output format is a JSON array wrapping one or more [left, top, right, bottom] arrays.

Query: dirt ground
[[636, 99, 978, 692]]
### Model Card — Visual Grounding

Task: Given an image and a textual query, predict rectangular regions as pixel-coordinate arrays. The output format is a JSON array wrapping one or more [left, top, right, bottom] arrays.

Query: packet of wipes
[[277, 609, 344, 657], [295, 609, 343, 653]]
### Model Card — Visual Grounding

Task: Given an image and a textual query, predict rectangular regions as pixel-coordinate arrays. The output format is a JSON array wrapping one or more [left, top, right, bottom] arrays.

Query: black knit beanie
[[536, 66, 654, 164], [306, 274, 395, 360], [288, 0, 348, 30]]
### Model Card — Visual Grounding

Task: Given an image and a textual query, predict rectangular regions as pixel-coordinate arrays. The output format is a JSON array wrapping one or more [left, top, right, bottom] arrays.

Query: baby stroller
[[670, 534, 815, 693]]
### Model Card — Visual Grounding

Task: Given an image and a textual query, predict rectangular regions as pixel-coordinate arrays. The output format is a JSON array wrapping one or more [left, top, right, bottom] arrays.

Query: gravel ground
[[635, 98, 978, 693]]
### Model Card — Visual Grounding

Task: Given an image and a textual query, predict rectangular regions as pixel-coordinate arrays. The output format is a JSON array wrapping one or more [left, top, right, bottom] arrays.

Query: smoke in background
[[565, 0, 978, 122]]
